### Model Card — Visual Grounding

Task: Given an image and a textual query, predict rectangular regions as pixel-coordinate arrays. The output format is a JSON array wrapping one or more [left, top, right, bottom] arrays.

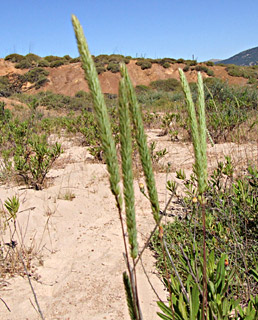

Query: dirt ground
[[0, 129, 257, 320]]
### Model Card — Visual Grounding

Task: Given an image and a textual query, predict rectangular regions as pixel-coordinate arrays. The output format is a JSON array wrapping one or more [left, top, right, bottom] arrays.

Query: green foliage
[[151, 159, 258, 300], [49, 59, 65, 68], [157, 251, 239, 320], [70, 57, 81, 63], [183, 65, 190, 72], [23, 67, 49, 88], [150, 78, 181, 92], [25, 53, 41, 63], [195, 65, 214, 76], [4, 53, 24, 63], [4, 196, 20, 221], [176, 58, 185, 64], [226, 64, 258, 80], [37, 59, 50, 67], [15, 59, 33, 69], [136, 59, 152, 70], [13, 134, 62, 189], [149, 141, 168, 164], [0, 76, 13, 97], [44, 55, 64, 62], [205, 61, 214, 66], [107, 62, 120, 73]]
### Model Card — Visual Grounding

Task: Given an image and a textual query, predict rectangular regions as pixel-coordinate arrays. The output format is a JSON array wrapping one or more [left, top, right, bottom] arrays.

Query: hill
[[0, 54, 249, 97], [217, 46, 258, 66]]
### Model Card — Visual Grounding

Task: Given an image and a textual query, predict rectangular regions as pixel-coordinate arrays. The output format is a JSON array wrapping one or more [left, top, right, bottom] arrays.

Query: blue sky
[[0, 0, 257, 62]]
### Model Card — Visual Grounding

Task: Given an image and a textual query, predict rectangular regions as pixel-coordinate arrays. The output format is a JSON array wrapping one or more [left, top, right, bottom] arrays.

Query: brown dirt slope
[[0, 59, 248, 96]]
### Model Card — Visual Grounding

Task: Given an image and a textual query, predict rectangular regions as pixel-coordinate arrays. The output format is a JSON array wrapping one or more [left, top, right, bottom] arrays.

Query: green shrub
[[44, 55, 63, 62], [226, 64, 258, 79], [49, 60, 65, 68], [150, 78, 181, 92], [14, 134, 62, 190], [37, 59, 50, 67], [136, 60, 152, 70], [135, 85, 151, 94], [15, 59, 33, 69], [70, 57, 81, 63], [206, 68, 214, 76], [96, 66, 106, 74], [195, 65, 208, 73], [4, 53, 24, 63], [63, 55, 72, 61], [176, 58, 185, 63], [25, 53, 41, 63], [162, 62, 170, 68], [0, 76, 13, 97], [183, 65, 190, 72], [205, 60, 214, 66], [23, 68, 49, 83], [107, 62, 120, 73]]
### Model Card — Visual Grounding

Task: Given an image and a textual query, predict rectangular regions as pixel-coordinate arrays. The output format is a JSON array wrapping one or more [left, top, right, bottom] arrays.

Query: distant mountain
[[217, 46, 258, 66]]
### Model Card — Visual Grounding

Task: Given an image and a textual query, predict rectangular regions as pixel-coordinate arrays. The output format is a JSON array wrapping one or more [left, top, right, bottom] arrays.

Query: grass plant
[[72, 14, 257, 320]]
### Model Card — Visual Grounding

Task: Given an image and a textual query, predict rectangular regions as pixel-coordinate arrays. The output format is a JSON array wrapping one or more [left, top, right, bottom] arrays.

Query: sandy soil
[[0, 131, 257, 320]]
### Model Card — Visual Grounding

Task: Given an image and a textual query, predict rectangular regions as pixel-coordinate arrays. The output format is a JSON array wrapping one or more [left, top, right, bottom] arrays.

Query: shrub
[[0, 76, 13, 97], [226, 64, 258, 79], [205, 60, 214, 66], [135, 85, 151, 94], [195, 65, 208, 73], [183, 65, 190, 72], [44, 55, 64, 62], [63, 55, 72, 61], [206, 68, 214, 76], [96, 66, 106, 74], [15, 59, 33, 69], [162, 62, 170, 68], [107, 62, 120, 73], [136, 60, 152, 70], [4, 53, 24, 63], [50, 60, 65, 68], [25, 53, 41, 63], [176, 58, 185, 63], [23, 68, 49, 83], [150, 78, 181, 92], [14, 134, 62, 190], [70, 57, 81, 63], [37, 59, 50, 67]]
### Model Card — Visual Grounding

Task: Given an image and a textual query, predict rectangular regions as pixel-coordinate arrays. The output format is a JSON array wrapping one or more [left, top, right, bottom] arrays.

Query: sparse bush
[[14, 134, 62, 189], [183, 65, 190, 72]]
